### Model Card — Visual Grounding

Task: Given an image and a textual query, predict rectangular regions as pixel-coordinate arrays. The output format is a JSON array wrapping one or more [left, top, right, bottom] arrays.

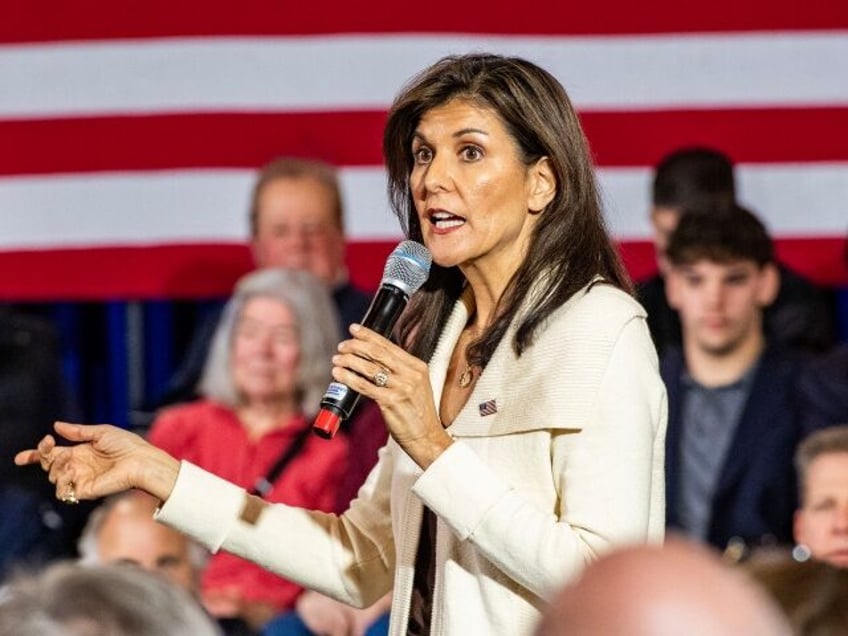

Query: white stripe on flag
[[1, 32, 847, 118], [2, 163, 845, 249]]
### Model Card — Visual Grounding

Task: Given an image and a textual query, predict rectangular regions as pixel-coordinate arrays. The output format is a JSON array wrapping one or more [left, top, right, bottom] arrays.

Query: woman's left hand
[[332, 324, 452, 469]]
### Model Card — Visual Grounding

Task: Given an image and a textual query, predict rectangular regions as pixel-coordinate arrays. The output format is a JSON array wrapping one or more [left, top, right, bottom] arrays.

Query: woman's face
[[231, 296, 301, 405], [408, 98, 554, 276]]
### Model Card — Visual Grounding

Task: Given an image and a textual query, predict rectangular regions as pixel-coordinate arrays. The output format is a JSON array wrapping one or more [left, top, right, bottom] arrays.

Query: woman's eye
[[461, 146, 483, 161], [413, 147, 432, 164]]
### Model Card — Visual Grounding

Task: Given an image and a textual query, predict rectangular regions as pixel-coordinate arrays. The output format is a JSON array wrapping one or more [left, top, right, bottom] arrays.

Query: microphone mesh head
[[381, 240, 432, 296]]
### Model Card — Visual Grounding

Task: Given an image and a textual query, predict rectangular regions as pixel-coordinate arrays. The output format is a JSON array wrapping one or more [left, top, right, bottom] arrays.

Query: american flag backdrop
[[2, 1, 847, 300]]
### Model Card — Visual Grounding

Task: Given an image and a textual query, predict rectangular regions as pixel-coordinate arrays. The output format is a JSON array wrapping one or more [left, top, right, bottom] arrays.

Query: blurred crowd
[[2, 148, 847, 635]]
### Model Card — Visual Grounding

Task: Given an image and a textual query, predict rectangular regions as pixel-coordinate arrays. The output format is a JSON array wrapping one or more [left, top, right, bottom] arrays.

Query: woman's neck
[[461, 266, 512, 330], [458, 235, 531, 327]]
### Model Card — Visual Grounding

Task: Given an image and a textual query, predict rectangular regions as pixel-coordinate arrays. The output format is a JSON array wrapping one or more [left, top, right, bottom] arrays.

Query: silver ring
[[372, 368, 389, 388], [61, 483, 79, 505]]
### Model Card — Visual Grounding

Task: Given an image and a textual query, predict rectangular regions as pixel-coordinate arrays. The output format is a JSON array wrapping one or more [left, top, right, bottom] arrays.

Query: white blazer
[[157, 281, 667, 635]]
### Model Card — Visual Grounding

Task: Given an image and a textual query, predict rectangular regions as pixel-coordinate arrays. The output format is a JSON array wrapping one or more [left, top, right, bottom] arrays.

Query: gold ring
[[62, 483, 79, 505], [372, 368, 389, 388]]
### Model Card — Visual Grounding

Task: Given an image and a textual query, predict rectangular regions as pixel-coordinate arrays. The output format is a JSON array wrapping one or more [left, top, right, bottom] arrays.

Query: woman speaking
[[18, 53, 667, 635]]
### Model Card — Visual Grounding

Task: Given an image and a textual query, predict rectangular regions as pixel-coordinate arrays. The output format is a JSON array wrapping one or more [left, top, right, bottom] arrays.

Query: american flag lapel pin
[[478, 399, 498, 417]]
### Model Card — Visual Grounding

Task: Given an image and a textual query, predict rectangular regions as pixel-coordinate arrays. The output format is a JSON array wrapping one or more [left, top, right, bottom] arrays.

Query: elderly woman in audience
[[793, 425, 848, 568], [147, 268, 349, 633]]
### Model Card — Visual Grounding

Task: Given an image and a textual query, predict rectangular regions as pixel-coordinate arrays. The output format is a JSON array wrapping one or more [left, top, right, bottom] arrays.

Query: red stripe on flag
[[0, 238, 843, 301], [4, 107, 848, 177], [1, 1, 846, 43], [1, 112, 387, 176], [581, 107, 848, 167], [0, 245, 254, 301]]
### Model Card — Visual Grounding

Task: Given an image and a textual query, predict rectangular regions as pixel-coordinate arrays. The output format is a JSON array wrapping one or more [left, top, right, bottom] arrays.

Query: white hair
[[0, 561, 221, 636], [198, 268, 341, 415]]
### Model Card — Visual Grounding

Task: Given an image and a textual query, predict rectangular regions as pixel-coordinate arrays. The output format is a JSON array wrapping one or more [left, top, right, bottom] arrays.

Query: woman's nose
[[421, 154, 451, 194]]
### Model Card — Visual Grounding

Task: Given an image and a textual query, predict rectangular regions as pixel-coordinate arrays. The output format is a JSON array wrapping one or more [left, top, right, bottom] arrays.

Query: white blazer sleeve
[[156, 443, 398, 608]]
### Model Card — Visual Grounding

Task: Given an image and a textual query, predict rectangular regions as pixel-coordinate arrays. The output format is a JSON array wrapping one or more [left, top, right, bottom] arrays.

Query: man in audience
[[535, 538, 790, 635], [662, 203, 807, 551], [160, 157, 372, 407], [78, 489, 207, 595], [637, 146, 835, 357], [794, 425, 848, 567]]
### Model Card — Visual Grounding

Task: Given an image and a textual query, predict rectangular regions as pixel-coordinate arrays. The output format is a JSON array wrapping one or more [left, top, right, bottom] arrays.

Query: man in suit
[[662, 203, 807, 551], [637, 146, 835, 357]]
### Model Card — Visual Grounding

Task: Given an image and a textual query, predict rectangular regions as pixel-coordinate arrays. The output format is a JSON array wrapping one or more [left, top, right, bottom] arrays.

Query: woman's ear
[[528, 157, 557, 213]]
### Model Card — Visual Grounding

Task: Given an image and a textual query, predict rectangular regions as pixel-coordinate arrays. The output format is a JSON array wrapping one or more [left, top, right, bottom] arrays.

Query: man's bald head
[[537, 538, 789, 636]]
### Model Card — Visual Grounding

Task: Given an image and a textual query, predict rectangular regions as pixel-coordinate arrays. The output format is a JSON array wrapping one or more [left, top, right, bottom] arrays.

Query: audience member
[[793, 426, 848, 568], [148, 268, 349, 632], [0, 561, 221, 636], [0, 307, 83, 579], [535, 537, 790, 635], [662, 204, 807, 551], [155, 159, 390, 635], [744, 552, 848, 635], [637, 147, 835, 356], [157, 154, 387, 521], [160, 157, 372, 407], [77, 489, 207, 594]]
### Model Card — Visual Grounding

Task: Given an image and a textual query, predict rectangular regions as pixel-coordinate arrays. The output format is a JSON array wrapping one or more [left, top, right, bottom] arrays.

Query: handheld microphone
[[313, 240, 432, 439]]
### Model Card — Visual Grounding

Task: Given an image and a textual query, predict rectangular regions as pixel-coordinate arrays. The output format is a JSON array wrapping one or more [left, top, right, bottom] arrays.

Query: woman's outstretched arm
[[14, 421, 180, 503]]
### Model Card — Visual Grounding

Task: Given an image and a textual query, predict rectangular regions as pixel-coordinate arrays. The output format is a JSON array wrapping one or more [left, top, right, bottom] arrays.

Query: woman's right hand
[[14, 421, 181, 503]]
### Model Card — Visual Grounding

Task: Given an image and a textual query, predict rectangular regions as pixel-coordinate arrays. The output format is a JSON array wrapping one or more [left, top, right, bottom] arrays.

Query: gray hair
[[0, 561, 221, 636], [199, 268, 341, 414], [795, 425, 848, 497], [77, 490, 209, 574]]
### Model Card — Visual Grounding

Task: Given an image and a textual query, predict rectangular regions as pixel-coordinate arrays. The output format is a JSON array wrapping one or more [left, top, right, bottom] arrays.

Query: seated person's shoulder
[[800, 344, 848, 395], [147, 399, 229, 441], [156, 398, 225, 421]]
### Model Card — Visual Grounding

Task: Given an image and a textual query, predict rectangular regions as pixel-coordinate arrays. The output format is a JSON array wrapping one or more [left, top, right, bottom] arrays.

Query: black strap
[[248, 422, 314, 497]]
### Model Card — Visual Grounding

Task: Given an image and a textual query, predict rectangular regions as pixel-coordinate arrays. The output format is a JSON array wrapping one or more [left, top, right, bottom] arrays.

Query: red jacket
[[148, 399, 349, 611]]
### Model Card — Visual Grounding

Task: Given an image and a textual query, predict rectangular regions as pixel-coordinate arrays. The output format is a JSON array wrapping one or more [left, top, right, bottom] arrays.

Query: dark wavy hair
[[665, 203, 774, 268], [383, 53, 631, 366]]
